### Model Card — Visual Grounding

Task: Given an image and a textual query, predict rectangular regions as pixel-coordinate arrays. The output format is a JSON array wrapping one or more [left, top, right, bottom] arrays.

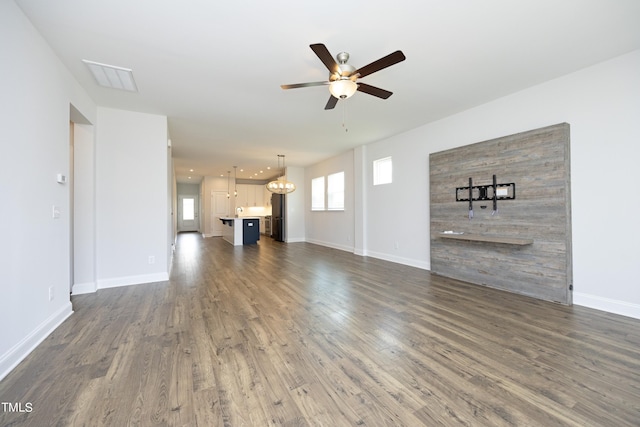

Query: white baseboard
[[305, 240, 430, 270], [573, 292, 640, 320], [71, 281, 97, 295], [305, 238, 352, 252], [97, 272, 169, 290], [365, 250, 431, 271], [285, 236, 306, 243], [0, 302, 73, 382]]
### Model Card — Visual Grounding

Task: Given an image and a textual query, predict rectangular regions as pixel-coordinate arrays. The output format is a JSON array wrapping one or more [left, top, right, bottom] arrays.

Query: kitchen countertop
[[219, 217, 260, 220]]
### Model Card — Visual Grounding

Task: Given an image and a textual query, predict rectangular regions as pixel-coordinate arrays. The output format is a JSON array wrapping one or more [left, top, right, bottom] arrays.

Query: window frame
[[373, 156, 393, 186], [327, 171, 345, 211], [311, 176, 325, 211]]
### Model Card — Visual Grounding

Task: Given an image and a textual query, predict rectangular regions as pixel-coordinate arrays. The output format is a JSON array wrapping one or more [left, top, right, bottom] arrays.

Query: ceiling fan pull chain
[[342, 101, 348, 132]]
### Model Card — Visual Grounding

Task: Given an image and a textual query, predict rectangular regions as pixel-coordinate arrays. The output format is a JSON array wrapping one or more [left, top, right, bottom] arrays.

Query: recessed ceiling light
[[82, 59, 138, 92], [267, 166, 271, 170], [188, 176, 192, 179], [189, 169, 194, 172]]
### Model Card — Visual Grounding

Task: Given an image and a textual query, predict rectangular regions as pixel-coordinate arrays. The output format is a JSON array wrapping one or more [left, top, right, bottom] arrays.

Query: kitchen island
[[219, 217, 260, 246]]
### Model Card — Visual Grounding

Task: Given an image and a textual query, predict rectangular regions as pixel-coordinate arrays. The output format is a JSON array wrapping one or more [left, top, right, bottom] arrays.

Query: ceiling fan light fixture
[[329, 79, 357, 99]]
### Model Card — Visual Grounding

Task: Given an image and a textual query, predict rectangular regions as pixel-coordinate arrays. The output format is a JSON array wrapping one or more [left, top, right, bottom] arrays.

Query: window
[[373, 156, 392, 185], [327, 172, 344, 211], [182, 198, 195, 220], [311, 176, 325, 211], [311, 172, 345, 211]]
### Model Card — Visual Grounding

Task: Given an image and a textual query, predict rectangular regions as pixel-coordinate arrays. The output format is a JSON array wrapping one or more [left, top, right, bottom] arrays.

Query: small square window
[[373, 157, 392, 185]]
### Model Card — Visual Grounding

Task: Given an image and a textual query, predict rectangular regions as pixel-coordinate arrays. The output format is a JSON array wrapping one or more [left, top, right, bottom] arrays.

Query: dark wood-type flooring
[[1, 233, 639, 426]]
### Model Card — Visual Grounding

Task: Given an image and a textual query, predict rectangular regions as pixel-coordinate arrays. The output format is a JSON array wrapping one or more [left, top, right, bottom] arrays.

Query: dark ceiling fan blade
[[324, 95, 339, 110], [281, 81, 328, 90], [353, 50, 406, 79], [310, 43, 340, 76], [357, 83, 393, 99]]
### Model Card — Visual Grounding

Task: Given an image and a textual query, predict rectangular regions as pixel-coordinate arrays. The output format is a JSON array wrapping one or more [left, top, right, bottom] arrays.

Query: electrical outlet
[[394, 241, 399, 250], [48, 286, 54, 301], [52, 205, 61, 219], [148, 256, 155, 264]]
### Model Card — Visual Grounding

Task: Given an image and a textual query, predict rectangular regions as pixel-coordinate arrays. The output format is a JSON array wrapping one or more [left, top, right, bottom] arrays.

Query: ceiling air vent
[[82, 60, 138, 92]]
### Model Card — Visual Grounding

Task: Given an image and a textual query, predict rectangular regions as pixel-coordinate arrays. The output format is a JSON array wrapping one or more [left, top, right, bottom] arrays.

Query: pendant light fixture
[[266, 154, 296, 194], [226, 170, 230, 198], [233, 166, 238, 197]]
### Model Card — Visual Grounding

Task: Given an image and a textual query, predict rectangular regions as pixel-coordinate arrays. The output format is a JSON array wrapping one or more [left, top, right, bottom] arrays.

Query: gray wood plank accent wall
[[429, 123, 572, 304]]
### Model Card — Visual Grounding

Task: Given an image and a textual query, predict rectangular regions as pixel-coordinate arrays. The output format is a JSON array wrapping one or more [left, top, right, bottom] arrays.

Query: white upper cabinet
[[264, 186, 272, 206], [235, 184, 266, 208], [254, 185, 265, 207]]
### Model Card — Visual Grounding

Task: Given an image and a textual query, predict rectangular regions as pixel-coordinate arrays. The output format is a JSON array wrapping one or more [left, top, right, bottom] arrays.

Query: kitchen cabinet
[[242, 218, 260, 244], [235, 185, 247, 209], [253, 185, 264, 207], [236, 184, 265, 208], [219, 217, 260, 245], [264, 187, 272, 206]]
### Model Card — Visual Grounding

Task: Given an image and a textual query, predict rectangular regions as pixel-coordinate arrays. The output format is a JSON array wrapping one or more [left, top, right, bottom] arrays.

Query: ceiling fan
[[281, 43, 406, 110]]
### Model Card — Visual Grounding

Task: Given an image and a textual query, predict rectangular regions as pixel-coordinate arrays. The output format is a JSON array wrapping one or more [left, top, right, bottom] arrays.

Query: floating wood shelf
[[438, 232, 533, 245]]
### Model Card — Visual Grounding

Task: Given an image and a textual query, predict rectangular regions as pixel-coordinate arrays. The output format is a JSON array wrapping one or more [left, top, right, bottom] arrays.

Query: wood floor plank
[[1, 233, 639, 426]]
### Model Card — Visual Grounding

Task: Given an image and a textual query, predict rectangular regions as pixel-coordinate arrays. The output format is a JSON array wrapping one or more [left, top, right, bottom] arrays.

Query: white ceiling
[[16, 0, 640, 183]]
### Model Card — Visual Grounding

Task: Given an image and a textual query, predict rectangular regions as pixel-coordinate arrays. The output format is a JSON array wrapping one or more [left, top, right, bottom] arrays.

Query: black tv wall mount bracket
[[456, 175, 515, 219]]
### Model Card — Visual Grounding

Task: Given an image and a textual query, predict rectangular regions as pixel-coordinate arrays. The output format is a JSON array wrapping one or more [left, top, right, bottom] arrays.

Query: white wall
[[364, 135, 431, 269], [177, 183, 200, 195], [285, 166, 306, 243], [168, 142, 176, 270], [353, 146, 367, 256], [307, 50, 640, 319], [0, 0, 96, 380], [95, 107, 170, 288]]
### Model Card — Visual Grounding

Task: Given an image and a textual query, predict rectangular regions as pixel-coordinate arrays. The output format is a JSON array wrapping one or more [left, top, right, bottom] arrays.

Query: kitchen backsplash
[[238, 206, 272, 217]]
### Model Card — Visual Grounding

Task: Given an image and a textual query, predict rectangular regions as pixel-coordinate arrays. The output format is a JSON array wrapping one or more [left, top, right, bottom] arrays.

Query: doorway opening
[[177, 194, 200, 232], [69, 104, 95, 295]]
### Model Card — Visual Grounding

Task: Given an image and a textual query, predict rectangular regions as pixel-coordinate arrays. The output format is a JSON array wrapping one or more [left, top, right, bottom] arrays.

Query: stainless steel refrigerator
[[271, 193, 285, 242]]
